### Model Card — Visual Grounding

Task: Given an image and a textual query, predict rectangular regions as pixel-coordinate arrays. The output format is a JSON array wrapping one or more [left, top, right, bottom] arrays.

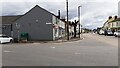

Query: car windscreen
[[1, 36, 9, 38], [107, 31, 111, 32]]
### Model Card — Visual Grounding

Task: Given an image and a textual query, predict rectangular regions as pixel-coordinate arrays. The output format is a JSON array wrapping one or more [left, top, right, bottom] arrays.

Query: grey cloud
[[80, 1, 118, 29], [1, 0, 119, 29]]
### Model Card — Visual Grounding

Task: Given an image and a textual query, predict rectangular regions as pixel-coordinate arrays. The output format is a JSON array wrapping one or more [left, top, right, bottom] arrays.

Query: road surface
[[2, 33, 118, 66]]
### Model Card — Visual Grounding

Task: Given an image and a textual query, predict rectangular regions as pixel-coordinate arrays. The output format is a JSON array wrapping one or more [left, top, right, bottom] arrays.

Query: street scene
[[2, 33, 118, 66], [0, 0, 119, 67]]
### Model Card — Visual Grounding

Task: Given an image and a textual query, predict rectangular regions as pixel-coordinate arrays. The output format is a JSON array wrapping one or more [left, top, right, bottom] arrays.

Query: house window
[[56, 18, 58, 24], [116, 22, 118, 27], [112, 23, 113, 27]]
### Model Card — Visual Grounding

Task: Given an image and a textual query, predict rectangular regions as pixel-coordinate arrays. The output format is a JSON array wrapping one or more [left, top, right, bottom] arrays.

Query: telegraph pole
[[66, 0, 69, 40]]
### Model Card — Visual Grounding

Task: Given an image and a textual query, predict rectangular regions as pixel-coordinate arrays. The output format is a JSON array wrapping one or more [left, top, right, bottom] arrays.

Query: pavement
[[2, 33, 118, 66], [21, 35, 83, 43]]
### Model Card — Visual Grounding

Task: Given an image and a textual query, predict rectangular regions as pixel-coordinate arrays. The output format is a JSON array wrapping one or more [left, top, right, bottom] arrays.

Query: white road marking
[[32, 43, 40, 44], [51, 47, 56, 49], [53, 43, 62, 44], [3, 50, 12, 53]]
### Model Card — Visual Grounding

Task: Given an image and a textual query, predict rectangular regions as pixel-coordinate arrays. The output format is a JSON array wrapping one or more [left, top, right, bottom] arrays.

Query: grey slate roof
[[1, 15, 23, 24], [1, 5, 66, 24]]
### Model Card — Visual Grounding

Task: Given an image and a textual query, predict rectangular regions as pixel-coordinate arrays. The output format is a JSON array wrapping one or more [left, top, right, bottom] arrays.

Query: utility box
[[20, 32, 29, 42]]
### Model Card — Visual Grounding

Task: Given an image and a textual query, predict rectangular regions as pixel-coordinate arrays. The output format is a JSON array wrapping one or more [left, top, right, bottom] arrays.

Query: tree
[[71, 20, 79, 37]]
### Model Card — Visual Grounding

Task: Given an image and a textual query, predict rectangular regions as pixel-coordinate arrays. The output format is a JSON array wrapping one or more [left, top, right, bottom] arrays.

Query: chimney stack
[[114, 16, 117, 19], [58, 10, 60, 19], [108, 16, 112, 19]]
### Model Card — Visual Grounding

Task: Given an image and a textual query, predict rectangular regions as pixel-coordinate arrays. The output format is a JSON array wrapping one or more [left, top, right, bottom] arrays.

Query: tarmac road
[[2, 33, 118, 66]]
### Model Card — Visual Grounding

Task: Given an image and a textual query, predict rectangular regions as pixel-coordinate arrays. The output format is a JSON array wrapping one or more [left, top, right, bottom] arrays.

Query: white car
[[99, 29, 104, 35], [114, 30, 120, 37], [0, 34, 13, 44]]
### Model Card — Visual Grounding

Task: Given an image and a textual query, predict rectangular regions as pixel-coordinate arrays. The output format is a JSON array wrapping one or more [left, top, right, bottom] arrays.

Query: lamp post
[[78, 6, 82, 38], [66, 0, 69, 40]]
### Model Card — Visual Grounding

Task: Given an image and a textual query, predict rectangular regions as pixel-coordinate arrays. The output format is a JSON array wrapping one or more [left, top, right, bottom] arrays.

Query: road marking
[[51, 47, 56, 49], [53, 43, 62, 44], [33, 43, 40, 44], [3, 50, 12, 53]]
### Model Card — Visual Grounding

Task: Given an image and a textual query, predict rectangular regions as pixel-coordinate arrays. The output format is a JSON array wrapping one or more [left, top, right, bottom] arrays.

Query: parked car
[[99, 29, 104, 35], [104, 30, 113, 36], [0, 34, 13, 44], [114, 30, 120, 37]]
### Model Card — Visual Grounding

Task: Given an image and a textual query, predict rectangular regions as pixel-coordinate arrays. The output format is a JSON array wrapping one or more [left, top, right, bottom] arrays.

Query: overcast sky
[[0, 0, 119, 29]]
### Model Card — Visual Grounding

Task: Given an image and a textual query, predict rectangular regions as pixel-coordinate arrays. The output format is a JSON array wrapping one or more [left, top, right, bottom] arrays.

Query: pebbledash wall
[[12, 5, 65, 41]]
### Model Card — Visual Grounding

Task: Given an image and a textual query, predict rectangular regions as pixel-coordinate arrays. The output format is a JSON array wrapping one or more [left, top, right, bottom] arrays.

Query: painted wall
[[52, 16, 65, 40], [52, 16, 59, 40], [2, 24, 11, 36], [12, 6, 53, 41]]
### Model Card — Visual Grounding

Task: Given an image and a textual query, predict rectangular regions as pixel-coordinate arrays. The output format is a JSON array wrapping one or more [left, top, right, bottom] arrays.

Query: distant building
[[103, 16, 120, 31], [1, 5, 67, 41]]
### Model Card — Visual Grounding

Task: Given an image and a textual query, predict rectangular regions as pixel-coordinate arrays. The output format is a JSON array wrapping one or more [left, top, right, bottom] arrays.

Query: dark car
[[104, 30, 114, 36]]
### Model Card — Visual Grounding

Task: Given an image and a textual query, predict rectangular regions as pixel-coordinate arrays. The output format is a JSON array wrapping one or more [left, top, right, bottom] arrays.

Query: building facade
[[1, 5, 66, 41], [103, 16, 120, 31], [1, 15, 22, 37]]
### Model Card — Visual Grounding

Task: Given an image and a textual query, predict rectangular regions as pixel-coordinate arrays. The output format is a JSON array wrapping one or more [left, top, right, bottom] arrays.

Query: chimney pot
[[114, 16, 117, 19], [58, 10, 60, 19], [108, 16, 112, 19]]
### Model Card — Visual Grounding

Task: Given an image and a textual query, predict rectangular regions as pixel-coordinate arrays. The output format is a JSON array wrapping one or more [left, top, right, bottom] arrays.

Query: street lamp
[[66, 0, 69, 40], [78, 6, 82, 38]]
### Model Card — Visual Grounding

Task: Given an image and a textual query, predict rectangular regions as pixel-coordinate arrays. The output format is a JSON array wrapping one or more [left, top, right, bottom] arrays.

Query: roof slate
[[1, 15, 23, 24], [1, 5, 66, 24]]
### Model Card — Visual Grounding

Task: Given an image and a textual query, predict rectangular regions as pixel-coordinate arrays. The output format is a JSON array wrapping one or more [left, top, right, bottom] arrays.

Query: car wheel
[[115, 34, 117, 37], [0, 41, 3, 44], [10, 39, 13, 43]]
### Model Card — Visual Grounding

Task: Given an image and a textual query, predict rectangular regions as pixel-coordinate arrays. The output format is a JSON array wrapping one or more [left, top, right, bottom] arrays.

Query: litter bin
[[20, 32, 29, 42]]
